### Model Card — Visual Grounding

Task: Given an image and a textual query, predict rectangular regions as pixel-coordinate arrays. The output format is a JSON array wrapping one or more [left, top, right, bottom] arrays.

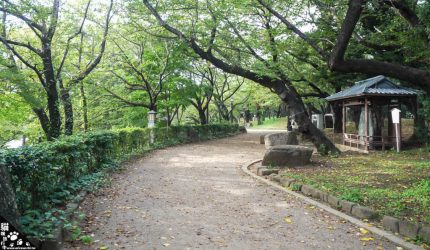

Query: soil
[[65, 132, 399, 250]]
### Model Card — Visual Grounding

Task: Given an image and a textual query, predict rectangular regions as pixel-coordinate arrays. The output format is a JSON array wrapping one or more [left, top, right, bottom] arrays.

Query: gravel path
[[66, 132, 399, 250]]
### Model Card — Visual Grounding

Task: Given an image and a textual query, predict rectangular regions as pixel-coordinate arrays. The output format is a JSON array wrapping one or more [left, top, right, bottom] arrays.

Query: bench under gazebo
[[326, 75, 418, 151]]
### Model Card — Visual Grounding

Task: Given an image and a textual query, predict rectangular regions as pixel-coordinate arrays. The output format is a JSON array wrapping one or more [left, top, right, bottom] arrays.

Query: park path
[[66, 132, 398, 250]]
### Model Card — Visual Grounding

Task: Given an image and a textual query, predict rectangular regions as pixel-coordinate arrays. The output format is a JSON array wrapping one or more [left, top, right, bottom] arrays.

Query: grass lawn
[[281, 148, 430, 225], [252, 117, 288, 129]]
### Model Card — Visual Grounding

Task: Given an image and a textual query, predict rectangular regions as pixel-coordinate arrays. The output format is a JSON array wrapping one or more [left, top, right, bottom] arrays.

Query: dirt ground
[[65, 132, 400, 250]]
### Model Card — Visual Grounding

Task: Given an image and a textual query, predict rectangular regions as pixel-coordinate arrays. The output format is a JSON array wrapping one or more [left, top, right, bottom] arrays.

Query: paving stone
[[382, 216, 399, 234], [269, 174, 281, 183], [312, 190, 323, 199], [351, 205, 378, 220], [418, 225, 430, 242], [340, 200, 355, 214], [399, 220, 420, 239], [327, 195, 340, 207], [301, 184, 314, 196], [257, 168, 279, 176], [318, 191, 328, 202], [280, 178, 295, 187]]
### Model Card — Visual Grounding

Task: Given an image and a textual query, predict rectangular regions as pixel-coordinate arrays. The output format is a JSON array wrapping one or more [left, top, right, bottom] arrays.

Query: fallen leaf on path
[[99, 246, 108, 250], [284, 216, 292, 224], [359, 228, 369, 235], [360, 237, 374, 242]]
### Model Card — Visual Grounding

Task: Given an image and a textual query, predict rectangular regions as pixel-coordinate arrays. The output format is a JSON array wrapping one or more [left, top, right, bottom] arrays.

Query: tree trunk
[[80, 81, 89, 132], [0, 166, 20, 229], [60, 86, 74, 135], [274, 84, 340, 154], [33, 108, 51, 139], [333, 103, 343, 133], [198, 109, 207, 125], [42, 44, 62, 140]]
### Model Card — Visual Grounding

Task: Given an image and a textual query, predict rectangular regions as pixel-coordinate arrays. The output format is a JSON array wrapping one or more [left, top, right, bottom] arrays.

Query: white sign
[[391, 108, 401, 124]]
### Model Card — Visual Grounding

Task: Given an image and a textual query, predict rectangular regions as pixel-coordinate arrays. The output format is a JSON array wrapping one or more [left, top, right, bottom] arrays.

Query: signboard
[[391, 108, 401, 124]]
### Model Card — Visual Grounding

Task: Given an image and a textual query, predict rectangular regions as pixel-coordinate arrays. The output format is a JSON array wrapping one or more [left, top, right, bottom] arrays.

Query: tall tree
[[187, 64, 216, 125], [0, 0, 113, 139], [104, 33, 188, 118], [141, 0, 339, 152]]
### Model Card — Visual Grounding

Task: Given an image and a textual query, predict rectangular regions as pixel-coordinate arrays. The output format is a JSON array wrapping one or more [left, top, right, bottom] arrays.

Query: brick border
[[242, 159, 422, 250]]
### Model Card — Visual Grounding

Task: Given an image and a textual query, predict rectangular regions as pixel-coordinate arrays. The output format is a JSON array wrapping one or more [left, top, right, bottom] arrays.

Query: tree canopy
[[1, 0, 429, 148]]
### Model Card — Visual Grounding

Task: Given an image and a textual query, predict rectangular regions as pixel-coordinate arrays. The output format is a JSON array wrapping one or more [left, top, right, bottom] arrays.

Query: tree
[[0, 165, 19, 229], [105, 34, 187, 119], [186, 64, 215, 125], [141, 0, 339, 153], [0, 0, 113, 139], [211, 70, 245, 122], [258, 0, 430, 95]]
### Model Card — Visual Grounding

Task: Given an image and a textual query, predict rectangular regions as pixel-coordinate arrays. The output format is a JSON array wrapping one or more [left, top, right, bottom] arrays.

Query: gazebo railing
[[343, 133, 401, 150]]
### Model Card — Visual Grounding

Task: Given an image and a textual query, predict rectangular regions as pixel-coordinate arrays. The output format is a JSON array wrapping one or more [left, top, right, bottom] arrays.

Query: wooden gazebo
[[326, 75, 418, 151]]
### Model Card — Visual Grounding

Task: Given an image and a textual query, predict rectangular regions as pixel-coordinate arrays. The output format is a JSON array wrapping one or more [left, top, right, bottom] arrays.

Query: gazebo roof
[[325, 75, 417, 102]]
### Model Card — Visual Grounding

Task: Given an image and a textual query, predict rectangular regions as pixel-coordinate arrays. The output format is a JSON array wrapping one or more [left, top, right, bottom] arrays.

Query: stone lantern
[[148, 110, 157, 128]]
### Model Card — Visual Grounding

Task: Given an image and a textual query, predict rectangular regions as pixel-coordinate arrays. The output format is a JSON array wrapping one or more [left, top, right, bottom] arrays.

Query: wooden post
[[398, 104, 402, 150], [342, 101, 346, 145], [364, 98, 368, 151]]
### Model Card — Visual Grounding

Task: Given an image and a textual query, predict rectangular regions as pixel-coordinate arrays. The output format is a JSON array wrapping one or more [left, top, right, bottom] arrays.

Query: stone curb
[[28, 190, 88, 250], [242, 159, 422, 250], [254, 164, 429, 244]]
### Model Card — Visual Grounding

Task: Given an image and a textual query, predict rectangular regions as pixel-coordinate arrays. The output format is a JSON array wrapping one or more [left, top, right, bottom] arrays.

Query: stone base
[[262, 145, 312, 167], [264, 132, 298, 149]]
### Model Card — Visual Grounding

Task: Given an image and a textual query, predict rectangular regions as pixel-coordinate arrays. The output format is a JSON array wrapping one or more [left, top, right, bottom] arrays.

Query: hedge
[[0, 124, 242, 214]]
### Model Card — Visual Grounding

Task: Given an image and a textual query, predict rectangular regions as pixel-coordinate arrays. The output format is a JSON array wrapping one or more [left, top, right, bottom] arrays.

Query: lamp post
[[391, 108, 401, 152], [148, 110, 157, 128], [148, 110, 157, 144]]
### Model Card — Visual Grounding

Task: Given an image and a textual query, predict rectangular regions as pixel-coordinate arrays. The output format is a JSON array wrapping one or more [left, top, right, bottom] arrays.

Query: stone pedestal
[[262, 145, 312, 167]]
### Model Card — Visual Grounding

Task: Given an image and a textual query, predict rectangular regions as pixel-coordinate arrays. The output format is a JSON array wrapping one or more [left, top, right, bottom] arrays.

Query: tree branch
[[68, 0, 113, 86], [257, 0, 327, 59], [104, 87, 151, 108], [56, 0, 91, 79]]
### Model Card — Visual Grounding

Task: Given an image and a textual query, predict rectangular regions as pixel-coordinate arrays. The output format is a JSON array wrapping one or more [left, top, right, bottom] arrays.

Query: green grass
[[281, 148, 430, 224], [252, 117, 289, 129]]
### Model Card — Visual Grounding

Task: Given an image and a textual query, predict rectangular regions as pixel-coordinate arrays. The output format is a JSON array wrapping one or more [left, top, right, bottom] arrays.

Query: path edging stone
[[256, 163, 428, 244], [242, 159, 422, 250]]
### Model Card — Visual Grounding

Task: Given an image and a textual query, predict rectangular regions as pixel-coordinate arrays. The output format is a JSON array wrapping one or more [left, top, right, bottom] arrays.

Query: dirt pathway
[[66, 132, 399, 250]]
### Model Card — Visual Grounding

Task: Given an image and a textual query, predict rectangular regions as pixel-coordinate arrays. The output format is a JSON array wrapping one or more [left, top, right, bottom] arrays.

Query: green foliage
[[290, 183, 302, 191], [281, 149, 430, 224], [317, 144, 328, 156], [0, 124, 241, 239], [79, 235, 93, 245], [339, 189, 364, 203]]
